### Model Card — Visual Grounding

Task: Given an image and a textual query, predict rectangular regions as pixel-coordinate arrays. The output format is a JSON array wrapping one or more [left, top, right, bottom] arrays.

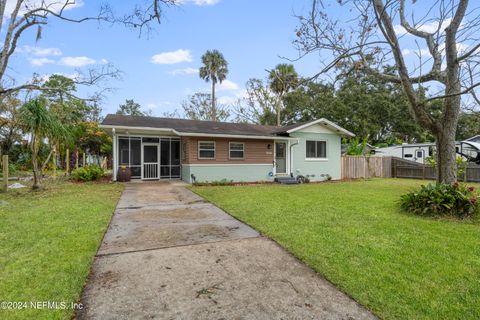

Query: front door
[[275, 142, 287, 174], [143, 144, 159, 179]]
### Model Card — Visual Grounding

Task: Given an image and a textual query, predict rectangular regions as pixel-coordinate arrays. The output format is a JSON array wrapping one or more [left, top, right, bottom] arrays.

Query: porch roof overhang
[[99, 124, 298, 141]]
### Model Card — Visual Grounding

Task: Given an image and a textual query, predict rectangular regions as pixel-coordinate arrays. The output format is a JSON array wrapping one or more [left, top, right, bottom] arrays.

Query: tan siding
[[182, 137, 274, 164]]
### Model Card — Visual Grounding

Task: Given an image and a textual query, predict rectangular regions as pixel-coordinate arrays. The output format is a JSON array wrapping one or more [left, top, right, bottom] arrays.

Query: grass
[[0, 179, 123, 320], [192, 179, 480, 319]]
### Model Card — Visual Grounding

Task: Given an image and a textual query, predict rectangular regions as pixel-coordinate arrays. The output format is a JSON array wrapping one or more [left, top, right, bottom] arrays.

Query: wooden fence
[[341, 156, 480, 182], [341, 156, 392, 179], [392, 157, 480, 182]]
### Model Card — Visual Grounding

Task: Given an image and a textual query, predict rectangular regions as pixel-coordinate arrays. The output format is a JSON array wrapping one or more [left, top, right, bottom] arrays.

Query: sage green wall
[[181, 164, 274, 183], [290, 132, 342, 180]]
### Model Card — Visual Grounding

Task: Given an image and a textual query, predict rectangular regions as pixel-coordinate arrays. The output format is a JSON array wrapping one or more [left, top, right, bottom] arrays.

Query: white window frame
[[229, 142, 245, 160], [305, 140, 328, 161], [198, 141, 216, 159]]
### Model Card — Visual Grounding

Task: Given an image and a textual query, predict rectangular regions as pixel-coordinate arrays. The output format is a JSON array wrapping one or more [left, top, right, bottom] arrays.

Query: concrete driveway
[[78, 181, 375, 320]]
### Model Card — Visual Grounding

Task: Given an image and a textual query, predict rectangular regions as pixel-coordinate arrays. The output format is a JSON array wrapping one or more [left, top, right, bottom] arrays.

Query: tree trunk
[[276, 94, 283, 126], [211, 81, 216, 121], [435, 125, 457, 184], [41, 148, 55, 173], [31, 134, 41, 190]]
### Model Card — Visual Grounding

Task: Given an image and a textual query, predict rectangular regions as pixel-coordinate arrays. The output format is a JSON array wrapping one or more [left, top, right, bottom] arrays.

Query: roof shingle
[[101, 114, 299, 136]]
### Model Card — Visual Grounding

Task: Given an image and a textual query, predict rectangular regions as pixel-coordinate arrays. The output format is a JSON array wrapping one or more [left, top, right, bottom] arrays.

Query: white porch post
[[112, 129, 117, 181], [272, 142, 277, 176], [287, 140, 291, 175]]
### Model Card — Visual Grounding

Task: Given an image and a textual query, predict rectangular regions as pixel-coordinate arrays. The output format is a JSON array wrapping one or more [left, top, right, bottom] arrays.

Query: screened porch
[[116, 136, 181, 180]]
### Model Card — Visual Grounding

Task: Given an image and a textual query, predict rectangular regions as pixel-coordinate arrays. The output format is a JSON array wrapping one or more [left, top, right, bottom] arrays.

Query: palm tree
[[19, 97, 68, 190], [199, 50, 228, 121], [268, 64, 298, 126]]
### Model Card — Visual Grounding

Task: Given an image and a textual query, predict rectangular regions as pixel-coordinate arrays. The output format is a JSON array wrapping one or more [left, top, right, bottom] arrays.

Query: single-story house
[[100, 114, 355, 183]]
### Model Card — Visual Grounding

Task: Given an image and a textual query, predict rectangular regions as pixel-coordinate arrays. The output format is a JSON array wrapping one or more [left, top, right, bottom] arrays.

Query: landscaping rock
[[8, 182, 26, 189]]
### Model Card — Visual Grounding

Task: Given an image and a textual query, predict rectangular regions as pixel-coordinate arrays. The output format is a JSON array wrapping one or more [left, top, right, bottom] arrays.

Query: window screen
[[306, 141, 327, 158], [229, 142, 244, 159], [198, 141, 215, 159]]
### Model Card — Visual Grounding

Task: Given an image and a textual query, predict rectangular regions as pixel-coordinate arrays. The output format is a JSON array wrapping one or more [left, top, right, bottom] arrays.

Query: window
[[181, 142, 187, 160], [229, 142, 245, 159], [404, 154, 413, 158], [306, 140, 327, 159], [416, 151, 423, 158], [198, 141, 215, 159]]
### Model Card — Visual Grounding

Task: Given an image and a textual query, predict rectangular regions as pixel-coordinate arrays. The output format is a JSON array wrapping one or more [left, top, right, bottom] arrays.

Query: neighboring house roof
[[101, 114, 355, 138]]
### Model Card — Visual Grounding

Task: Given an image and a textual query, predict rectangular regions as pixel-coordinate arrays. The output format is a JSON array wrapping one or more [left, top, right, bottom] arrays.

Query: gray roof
[[101, 114, 299, 137]]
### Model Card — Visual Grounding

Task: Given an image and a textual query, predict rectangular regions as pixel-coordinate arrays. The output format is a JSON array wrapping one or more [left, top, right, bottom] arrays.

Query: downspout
[[112, 128, 117, 181], [289, 139, 300, 176]]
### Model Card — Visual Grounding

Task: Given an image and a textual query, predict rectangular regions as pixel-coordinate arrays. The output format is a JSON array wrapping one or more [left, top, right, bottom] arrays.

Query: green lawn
[[0, 180, 123, 320], [192, 179, 480, 319]]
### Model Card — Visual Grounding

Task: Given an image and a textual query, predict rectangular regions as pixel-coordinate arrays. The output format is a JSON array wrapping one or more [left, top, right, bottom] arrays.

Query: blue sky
[[9, 0, 321, 117], [8, 0, 478, 117]]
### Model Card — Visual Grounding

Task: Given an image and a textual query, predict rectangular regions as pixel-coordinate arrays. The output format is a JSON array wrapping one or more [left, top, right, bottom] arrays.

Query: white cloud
[[394, 25, 407, 36], [176, 0, 220, 6], [151, 49, 192, 64], [169, 67, 199, 75], [394, 18, 453, 36], [21, 45, 62, 56], [402, 48, 431, 57], [217, 89, 247, 105], [59, 56, 96, 67], [217, 79, 240, 91], [4, 0, 84, 17], [29, 57, 55, 66], [37, 72, 81, 82]]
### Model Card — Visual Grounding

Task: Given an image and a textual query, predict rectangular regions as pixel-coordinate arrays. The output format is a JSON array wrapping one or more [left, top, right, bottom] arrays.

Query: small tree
[[233, 78, 277, 125], [182, 93, 230, 121], [116, 99, 150, 116], [199, 50, 229, 121], [19, 98, 67, 190]]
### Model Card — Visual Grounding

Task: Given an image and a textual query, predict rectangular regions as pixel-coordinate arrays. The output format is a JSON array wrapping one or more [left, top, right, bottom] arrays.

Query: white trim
[[181, 132, 294, 140], [198, 140, 216, 159], [286, 118, 355, 137], [228, 141, 245, 160], [305, 158, 329, 162], [112, 129, 117, 181], [182, 163, 271, 167], [100, 124, 179, 135]]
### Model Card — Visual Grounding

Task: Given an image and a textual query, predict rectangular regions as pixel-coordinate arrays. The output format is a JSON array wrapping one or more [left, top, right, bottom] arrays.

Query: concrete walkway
[[78, 181, 375, 320]]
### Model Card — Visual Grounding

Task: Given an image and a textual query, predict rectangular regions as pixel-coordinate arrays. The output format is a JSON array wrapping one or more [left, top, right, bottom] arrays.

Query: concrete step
[[274, 176, 298, 184]]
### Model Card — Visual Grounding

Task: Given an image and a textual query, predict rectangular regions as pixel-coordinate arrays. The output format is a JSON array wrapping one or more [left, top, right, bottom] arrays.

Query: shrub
[[400, 182, 479, 218], [193, 179, 234, 186], [71, 165, 104, 182]]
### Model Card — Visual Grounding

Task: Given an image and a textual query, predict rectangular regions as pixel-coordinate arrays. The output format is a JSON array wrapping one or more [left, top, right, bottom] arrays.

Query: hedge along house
[[100, 114, 355, 183]]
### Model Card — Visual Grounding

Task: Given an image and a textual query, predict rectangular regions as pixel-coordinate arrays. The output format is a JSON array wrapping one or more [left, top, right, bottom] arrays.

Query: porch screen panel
[[160, 139, 171, 178], [170, 140, 180, 178], [130, 138, 141, 178], [119, 138, 130, 166]]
